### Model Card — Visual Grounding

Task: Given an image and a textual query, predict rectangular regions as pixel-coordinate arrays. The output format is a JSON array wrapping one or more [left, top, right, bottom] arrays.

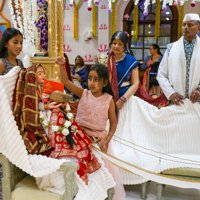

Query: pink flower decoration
[[99, 24, 108, 30], [100, 5, 106, 9], [98, 44, 109, 52], [64, 25, 70, 31], [124, 14, 130, 19], [98, 44, 103, 52], [65, 6, 69, 10], [99, 24, 104, 30], [103, 24, 108, 29], [66, 25, 70, 30], [103, 44, 109, 52], [83, 55, 93, 62], [125, 32, 130, 38], [63, 45, 72, 52], [63, 25, 67, 30]]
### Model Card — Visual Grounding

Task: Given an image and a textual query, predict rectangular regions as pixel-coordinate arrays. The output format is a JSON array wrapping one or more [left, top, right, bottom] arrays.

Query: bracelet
[[107, 133, 113, 140], [107, 136, 112, 140], [47, 101, 50, 110], [119, 96, 127, 103]]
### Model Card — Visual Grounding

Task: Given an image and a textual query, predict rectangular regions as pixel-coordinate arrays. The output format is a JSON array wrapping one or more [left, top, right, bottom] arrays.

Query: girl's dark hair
[[0, 28, 23, 58], [109, 31, 128, 51], [89, 64, 117, 114], [75, 55, 84, 67], [151, 44, 163, 56]]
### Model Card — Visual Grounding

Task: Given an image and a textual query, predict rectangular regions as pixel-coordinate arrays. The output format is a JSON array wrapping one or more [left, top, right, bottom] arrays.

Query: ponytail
[[151, 44, 163, 56]]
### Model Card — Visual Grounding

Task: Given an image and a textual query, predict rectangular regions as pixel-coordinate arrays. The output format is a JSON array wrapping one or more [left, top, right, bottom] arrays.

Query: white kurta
[[157, 36, 200, 100]]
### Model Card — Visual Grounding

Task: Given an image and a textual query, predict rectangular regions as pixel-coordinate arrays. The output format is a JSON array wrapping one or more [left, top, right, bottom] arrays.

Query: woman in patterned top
[[0, 28, 24, 76]]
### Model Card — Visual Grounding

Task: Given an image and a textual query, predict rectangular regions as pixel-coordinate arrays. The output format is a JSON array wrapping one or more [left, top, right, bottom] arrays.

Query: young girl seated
[[56, 56, 126, 200], [13, 64, 116, 200], [14, 64, 102, 183], [0, 28, 24, 76], [36, 66, 102, 184]]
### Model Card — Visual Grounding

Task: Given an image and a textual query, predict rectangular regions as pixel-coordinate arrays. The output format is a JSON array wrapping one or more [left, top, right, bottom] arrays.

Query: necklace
[[114, 53, 125, 61]]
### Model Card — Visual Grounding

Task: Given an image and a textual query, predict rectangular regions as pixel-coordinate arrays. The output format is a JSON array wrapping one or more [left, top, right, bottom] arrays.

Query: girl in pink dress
[[56, 57, 126, 200]]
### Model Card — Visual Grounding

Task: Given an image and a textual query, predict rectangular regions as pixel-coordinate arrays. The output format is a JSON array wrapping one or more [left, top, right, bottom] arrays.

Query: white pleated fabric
[[0, 67, 115, 200], [98, 96, 200, 188], [36, 154, 115, 200]]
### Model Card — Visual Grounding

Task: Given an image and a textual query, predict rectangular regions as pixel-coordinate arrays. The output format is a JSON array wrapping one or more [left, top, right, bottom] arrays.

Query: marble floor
[[124, 181, 200, 200]]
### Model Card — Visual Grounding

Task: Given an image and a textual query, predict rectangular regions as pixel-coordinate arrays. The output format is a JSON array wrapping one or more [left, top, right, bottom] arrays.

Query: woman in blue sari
[[71, 55, 88, 100], [71, 55, 88, 89], [107, 31, 139, 110]]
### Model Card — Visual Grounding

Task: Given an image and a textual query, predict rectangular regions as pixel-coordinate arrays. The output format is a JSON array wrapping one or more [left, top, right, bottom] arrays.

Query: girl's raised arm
[[56, 56, 84, 98]]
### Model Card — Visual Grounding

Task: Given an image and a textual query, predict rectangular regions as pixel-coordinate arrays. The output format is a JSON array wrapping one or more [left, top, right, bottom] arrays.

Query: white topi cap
[[183, 13, 200, 22]]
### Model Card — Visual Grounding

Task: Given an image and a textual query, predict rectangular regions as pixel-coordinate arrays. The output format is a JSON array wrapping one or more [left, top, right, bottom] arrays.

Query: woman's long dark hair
[[75, 55, 84, 67], [89, 64, 117, 114], [0, 28, 23, 58], [151, 44, 163, 56]]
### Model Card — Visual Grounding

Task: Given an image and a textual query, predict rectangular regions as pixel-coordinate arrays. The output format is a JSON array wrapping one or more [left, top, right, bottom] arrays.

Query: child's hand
[[55, 56, 65, 65], [100, 141, 109, 153], [48, 102, 62, 109], [77, 77, 82, 82]]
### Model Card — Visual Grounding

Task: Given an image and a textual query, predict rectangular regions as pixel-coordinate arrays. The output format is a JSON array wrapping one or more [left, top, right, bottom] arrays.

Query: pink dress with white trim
[[76, 89, 126, 200]]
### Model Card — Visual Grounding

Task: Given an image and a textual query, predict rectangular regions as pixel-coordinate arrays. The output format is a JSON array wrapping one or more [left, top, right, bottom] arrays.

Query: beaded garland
[[92, 1, 96, 38], [155, 0, 160, 39], [73, 0, 82, 40], [178, 4, 184, 38], [132, 1, 138, 41], [110, 0, 118, 37]]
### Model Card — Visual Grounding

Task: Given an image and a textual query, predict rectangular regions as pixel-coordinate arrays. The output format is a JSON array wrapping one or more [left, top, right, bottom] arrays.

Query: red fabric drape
[[107, 52, 119, 102], [136, 82, 169, 108], [64, 53, 71, 80]]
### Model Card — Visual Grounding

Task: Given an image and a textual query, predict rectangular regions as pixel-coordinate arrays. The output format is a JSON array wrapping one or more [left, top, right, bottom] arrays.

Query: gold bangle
[[44, 103, 47, 109], [107, 133, 113, 140]]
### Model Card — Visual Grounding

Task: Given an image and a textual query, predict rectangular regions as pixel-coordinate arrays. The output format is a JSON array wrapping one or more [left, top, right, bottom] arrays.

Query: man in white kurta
[[157, 13, 200, 105]]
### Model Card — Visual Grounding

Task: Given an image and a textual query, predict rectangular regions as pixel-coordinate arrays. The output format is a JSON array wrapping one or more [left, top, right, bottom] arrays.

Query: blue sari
[[71, 66, 88, 88], [71, 66, 88, 100], [116, 54, 139, 97]]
